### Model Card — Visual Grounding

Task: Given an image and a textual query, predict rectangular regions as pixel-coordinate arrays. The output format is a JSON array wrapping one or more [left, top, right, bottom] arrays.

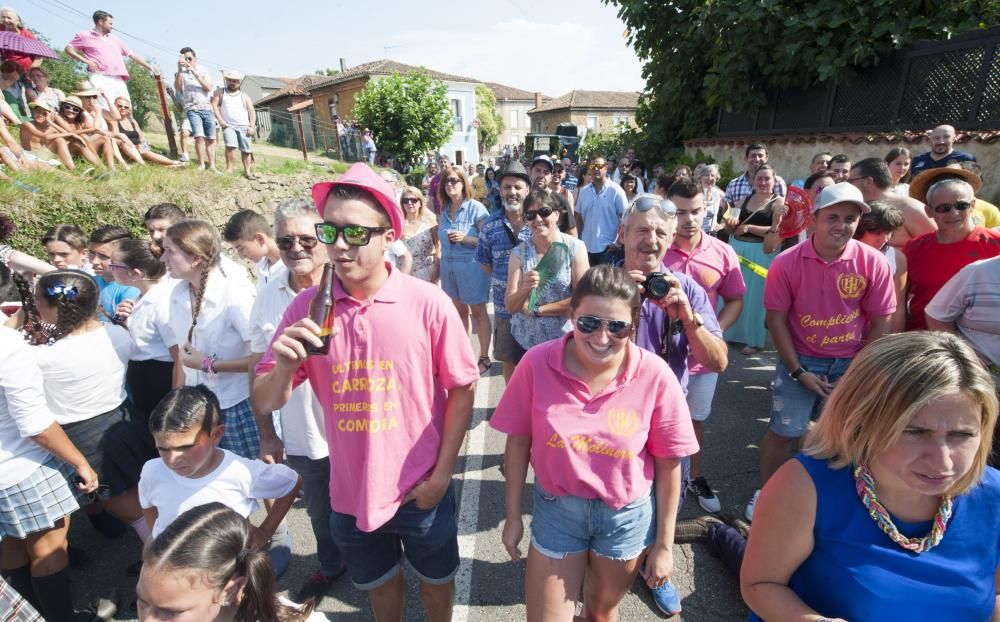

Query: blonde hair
[[165, 219, 221, 343], [436, 165, 471, 207], [400, 186, 434, 223], [804, 332, 998, 495]]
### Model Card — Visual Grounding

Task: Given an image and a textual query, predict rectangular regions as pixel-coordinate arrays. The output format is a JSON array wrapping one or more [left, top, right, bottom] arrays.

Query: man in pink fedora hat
[[254, 163, 479, 621]]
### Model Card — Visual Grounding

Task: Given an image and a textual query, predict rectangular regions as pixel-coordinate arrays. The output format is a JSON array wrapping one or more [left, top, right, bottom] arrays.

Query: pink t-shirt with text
[[69, 30, 131, 79], [256, 267, 479, 531], [764, 238, 895, 359], [664, 233, 747, 375], [490, 334, 698, 509]]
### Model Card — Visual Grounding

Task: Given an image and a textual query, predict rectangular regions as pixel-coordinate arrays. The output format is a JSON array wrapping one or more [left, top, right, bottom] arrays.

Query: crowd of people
[[1, 8, 262, 182], [2, 9, 1000, 621]]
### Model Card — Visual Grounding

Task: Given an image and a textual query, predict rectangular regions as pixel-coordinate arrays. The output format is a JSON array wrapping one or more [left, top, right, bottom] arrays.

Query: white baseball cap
[[812, 182, 871, 214]]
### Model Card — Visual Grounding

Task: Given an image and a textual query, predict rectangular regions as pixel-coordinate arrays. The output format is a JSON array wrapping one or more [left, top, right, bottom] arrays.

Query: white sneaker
[[745, 489, 761, 522], [179, 153, 189, 163]]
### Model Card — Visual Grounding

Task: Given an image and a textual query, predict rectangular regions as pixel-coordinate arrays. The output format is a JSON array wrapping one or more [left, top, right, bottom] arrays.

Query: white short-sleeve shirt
[[166, 268, 256, 409], [138, 449, 299, 538], [126, 279, 178, 362], [255, 256, 287, 294], [249, 275, 328, 459], [925, 256, 1000, 365], [36, 325, 133, 425], [0, 327, 56, 488]]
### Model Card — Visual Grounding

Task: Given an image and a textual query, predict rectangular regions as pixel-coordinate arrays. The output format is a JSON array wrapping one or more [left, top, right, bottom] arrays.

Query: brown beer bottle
[[305, 262, 335, 355]]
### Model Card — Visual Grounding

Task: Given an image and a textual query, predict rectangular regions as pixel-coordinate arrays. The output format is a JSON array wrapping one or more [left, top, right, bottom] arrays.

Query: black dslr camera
[[642, 271, 673, 300]]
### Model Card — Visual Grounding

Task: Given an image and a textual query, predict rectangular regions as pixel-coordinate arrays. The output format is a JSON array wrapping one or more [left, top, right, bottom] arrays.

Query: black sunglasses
[[61, 104, 81, 113], [275, 234, 320, 250], [931, 200, 973, 214], [576, 315, 632, 339], [401, 197, 421, 204], [315, 223, 387, 247], [524, 206, 555, 221]]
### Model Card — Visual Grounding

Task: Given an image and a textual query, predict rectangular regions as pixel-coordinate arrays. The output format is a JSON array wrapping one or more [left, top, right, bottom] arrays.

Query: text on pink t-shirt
[[490, 334, 698, 509], [764, 238, 895, 358], [256, 267, 480, 531]]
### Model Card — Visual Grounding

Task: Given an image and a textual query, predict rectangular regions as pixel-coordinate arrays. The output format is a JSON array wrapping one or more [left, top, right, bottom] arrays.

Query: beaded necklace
[[853, 462, 953, 554]]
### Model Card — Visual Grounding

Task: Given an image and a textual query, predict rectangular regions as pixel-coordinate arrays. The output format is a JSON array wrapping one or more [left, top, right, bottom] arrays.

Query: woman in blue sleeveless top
[[741, 331, 1000, 621]]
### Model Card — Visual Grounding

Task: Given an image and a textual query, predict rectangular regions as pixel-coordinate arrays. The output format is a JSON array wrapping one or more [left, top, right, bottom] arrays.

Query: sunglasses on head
[[524, 206, 555, 221], [275, 234, 319, 250], [314, 223, 386, 247], [931, 200, 973, 214], [575, 314, 632, 339]]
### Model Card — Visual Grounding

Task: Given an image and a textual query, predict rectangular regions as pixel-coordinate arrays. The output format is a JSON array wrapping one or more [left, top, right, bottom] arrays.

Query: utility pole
[[154, 73, 178, 157]]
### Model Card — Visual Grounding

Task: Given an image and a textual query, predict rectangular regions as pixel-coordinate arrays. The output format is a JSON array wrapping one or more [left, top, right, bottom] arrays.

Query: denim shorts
[[329, 481, 459, 590], [440, 257, 490, 305], [686, 372, 719, 422], [769, 354, 853, 438], [222, 125, 252, 152], [186, 109, 216, 139], [530, 482, 654, 561]]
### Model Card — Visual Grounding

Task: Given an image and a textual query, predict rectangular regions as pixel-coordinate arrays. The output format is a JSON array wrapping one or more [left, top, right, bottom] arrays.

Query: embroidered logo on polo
[[837, 273, 867, 299], [607, 408, 640, 437]]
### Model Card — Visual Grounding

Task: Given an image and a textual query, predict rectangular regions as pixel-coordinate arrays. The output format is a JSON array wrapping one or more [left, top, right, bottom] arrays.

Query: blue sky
[[19, 0, 646, 95]]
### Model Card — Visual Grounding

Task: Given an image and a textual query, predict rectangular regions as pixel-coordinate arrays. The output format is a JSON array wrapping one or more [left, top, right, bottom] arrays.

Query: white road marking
[[453, 373, 496, 621]]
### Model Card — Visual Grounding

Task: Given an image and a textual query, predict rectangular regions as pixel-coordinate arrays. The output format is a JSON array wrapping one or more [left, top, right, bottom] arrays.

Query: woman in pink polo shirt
[[492, 265, 698, 621]]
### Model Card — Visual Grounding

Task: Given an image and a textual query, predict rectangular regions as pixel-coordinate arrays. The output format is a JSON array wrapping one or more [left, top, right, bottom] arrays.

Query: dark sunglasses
[[61, 104, 81, 113], [576, 315, 632, 339], [315, 223, 386, 247], [931, 200, 973, 214], [444, 177, 462, 185], [275, 234, 319, 250], [524, 206, 555, 221], [401, 197, 421, 204]]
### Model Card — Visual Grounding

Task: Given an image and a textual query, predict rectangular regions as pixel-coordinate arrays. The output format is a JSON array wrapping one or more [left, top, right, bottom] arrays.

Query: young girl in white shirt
[[110, 239, 178, 421], [139, 385, 300, 543], [137, 503, 326, 622], [160, 219, 259, 459], [30, 269, 155, 543]]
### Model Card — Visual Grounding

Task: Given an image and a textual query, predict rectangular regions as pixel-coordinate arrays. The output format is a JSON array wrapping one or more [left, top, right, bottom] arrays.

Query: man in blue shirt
[[910, 124, 977, 176], [560, 157, 577, 191], [576, 156, 628, 265], [475, 161, 533, 382]]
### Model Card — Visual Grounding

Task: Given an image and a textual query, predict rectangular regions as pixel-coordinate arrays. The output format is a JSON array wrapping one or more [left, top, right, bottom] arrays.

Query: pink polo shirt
[[68, 30, 131, 79], [256, 266, 480, 531], [664, 233, 747, 375], [490, 334, 698, 509], [764, 238, 895, 359]]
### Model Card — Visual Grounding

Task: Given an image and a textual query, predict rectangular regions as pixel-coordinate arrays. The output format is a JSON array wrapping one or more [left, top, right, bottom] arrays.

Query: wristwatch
[[790, 366, 807, 382], [684, 312, 704, 329]]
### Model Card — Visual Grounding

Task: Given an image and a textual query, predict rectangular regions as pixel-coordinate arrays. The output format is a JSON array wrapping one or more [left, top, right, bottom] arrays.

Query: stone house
[[527, 90, 640, 137], [485, 82, 550, 153]]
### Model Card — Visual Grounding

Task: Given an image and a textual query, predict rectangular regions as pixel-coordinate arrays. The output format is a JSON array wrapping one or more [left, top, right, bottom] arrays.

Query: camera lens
[[643, 272, 671, 299]]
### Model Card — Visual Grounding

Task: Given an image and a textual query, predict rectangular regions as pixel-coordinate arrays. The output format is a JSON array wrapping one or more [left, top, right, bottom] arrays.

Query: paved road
[[71, 345, 776, 620]]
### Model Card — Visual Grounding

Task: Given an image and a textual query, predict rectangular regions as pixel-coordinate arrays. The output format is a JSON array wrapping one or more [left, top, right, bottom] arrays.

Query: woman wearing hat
[[53, 94, 113, 169], [73, 80, 144, 168]]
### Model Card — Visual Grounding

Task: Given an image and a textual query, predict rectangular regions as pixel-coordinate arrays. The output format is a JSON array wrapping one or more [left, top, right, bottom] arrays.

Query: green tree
[[606, 0, 1000, 156], [353, 69, 452, 164], [123, 59, 161, 129], [28, 29, 84, 94], [577, 130, 627, 161], [474, 84, 503, 155]]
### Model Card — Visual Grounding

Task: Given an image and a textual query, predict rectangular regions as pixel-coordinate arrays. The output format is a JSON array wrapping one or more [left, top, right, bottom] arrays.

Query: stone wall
[[684, 133, 1000, 203]]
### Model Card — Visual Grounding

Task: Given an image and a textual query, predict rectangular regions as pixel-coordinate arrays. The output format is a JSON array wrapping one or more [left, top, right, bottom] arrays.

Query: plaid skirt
[[0, 455, 79, 539], [60, 401, 157, 497], [219, 398, 260, 460]]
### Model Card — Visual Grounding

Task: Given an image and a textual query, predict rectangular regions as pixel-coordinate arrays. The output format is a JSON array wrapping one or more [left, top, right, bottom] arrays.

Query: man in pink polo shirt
[[253, 163, 479, 621], [65, 10, 154, 111], [664, 177, 747, 513], [745, 182, 895, 522]]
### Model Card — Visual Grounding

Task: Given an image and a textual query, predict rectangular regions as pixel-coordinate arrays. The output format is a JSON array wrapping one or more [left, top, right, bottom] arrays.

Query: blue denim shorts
[[329, 481, 459, 590], [530, 482, 654, 561], [769, 354, 853, 438], [186, 109, 216, 139], [222, 125, 252, 152], [440, 257, 490, 305]]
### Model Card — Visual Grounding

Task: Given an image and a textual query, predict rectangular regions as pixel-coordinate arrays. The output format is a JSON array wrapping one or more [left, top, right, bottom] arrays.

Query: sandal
[[477, 356, 492, 375]]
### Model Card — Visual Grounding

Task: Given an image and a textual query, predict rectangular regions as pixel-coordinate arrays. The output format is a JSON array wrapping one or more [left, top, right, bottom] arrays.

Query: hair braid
[[11, 271, 46, 343], [53, 291, 87, 338], [187, 264, 210, 344]]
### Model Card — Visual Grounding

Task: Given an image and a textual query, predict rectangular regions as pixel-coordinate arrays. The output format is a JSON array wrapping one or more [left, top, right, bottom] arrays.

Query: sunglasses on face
[[315, 223, 386, 247], [591, 163, 607, 170], [524, 206, 555, 221], [275, 234, 320, 250], [445, 177, 462, 186], [61, 105, 81, 113], [401, 197, 420, 205], [576, 314, 632, 339], [931, 200, 973, 214]]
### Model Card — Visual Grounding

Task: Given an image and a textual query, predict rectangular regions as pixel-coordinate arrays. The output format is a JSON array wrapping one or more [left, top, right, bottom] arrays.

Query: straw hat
[[61, 95, 84, 110], [71, 80, 101, 97], [222, 69, 243, 81], [908, 164, 982, 203], [28, 100, 52, 112]]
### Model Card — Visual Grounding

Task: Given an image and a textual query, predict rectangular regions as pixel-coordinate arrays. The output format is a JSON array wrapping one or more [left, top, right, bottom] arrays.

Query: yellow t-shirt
[[973, 198, 1000, 229]]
